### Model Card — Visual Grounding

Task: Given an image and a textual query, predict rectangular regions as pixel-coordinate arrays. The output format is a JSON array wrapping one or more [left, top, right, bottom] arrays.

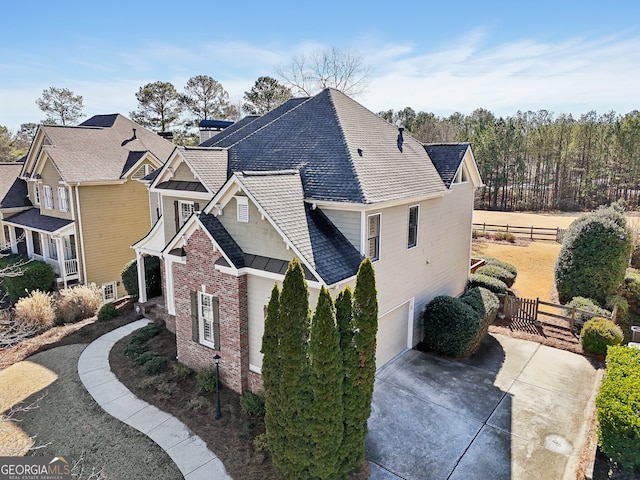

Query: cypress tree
[[276, 258, 313, 478], [350, 258, 379, 471], [261, 284, 284, 466], [309, 287, 343, 479], [336, 287, 361, 476]]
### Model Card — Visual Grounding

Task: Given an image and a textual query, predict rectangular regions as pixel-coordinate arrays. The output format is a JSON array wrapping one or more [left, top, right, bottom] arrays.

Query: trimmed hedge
[[468, 273, 508, 295], [422, 287, 499, 358], [567, 296, 611, 329], [479, 256, 518, 277], [596, 346, 640, 472], [1, 258, 55, 302], [580, 317, 623, 356], [476, 264, 516, 288]]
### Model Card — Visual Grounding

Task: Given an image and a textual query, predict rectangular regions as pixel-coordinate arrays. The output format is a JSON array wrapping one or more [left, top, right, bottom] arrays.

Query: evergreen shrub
[[97, 303, 119, 321], [567, 297, 611, 329], [197, 368, 218, 393], [2, 258, 54, 302], [580, 317, 623, 356], [468, 273, 508, 295], [476, 264, 516, 288], [240, 392, 266, 418]]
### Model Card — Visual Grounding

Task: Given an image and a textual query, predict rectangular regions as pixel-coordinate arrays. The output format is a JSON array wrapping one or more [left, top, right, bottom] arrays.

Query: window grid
[[199, 292, 215, 347], [43, 185, 54, 210], [408, 205, 419, 249], [58, 187, 69, 212], [32, 231, 42, 256], [48, 237, 58, 260], [102, 282, 117, 303], [367, 213, 381, 261], [178, 201, 194, 227], [34, 184, 40, 205]]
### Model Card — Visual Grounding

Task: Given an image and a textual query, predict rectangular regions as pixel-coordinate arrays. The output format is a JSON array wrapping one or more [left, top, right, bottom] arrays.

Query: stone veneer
[[172, 225, 250, 393]]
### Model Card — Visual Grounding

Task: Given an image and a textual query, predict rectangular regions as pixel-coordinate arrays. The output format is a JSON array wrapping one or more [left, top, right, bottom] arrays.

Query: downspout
[[74, 184, 88, 285]]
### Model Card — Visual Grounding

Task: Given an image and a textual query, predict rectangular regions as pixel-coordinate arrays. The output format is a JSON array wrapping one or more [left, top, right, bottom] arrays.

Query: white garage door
[[376, 301, 411, 368]]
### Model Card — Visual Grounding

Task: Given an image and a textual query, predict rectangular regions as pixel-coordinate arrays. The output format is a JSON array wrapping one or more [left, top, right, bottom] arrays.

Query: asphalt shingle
[[4, 208, 73, 232], [0, 164, 31, 208], [424, 143, 470, 188]]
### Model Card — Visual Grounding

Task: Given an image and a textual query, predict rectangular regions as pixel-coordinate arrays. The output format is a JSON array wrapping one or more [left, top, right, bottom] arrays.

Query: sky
[[1, 0, 639, 132]]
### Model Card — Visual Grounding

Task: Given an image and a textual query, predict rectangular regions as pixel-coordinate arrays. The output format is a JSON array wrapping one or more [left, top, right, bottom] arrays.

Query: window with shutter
[[408, 205, 419, 249], [198, 291, 219, 349], [367, 213, 381, 261], [33, 183, 40, 205], [178, 201, 194, 227], [58, 187, 69, 212], [43, 185, 54, 210]]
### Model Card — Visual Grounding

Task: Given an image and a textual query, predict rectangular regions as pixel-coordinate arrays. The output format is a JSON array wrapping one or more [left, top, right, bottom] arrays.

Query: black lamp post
[[213, 354, 222, 420]]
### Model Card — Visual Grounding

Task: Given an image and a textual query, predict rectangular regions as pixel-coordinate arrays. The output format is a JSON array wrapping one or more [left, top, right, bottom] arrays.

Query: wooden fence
[[502, 295, 617, 331], [473, 223, 567, 243]]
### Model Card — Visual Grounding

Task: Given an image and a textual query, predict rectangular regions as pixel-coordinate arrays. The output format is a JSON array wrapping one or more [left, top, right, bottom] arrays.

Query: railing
[[473, 223, 567, 243], [64, 259, 79, 276]]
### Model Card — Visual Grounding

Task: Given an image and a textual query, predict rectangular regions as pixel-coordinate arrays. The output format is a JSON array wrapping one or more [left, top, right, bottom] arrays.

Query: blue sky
[[1, 0, 639, 131]]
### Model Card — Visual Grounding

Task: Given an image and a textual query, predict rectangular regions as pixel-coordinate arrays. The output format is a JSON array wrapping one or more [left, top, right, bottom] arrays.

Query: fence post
[[570, 306, 576, 331], [530, 225, 534, 240], [611, 305, 618, 324], [506, 224, 509, 233]]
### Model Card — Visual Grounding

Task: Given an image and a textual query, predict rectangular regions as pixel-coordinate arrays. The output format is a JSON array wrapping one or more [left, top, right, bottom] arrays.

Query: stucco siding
[[78, 181, 151, 298], [320, 207, 361, 250]]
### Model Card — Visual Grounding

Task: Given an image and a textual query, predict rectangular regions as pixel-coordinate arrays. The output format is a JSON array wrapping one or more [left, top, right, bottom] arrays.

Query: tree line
[[381, 107, 640, 211]]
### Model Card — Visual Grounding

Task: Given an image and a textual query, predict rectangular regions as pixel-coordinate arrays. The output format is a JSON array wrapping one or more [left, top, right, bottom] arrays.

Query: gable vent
[[236, 196, 249, 223]]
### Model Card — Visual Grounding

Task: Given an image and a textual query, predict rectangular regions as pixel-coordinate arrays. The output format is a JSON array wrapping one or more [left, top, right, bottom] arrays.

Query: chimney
[[199, 119, 234, 144], [158, 131, 174, 141]]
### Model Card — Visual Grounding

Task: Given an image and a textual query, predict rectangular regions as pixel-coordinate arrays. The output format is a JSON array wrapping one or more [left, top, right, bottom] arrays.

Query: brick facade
[[173, 225, 250, 393]]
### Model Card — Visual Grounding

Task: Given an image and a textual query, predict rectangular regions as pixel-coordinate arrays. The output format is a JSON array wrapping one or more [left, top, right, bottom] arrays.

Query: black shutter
[[194, 202, 200, 213], [174, 200, 180, 232], [213, 297, 220, 349], [190, 290, 199, 342]]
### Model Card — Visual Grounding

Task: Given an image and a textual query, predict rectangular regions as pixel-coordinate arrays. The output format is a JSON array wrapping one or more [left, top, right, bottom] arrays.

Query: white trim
[[236, 196, 249, 223], [57, 186, 69, 212], [165, 257, 176, 315], [42, 185, 54, 210], [33, 182, 40, 205], [214, 264, 324, 289], [407, 204, 419, 249], [249, 364, 262, 375], [148, 189, 213, 201], [308, 190, 448, 211], [74, 186, 88, 284], [366, 213, 381, 262], [102, 281, 118, 303], [178, 200, 194, 228], [379, 297, 415, 350]]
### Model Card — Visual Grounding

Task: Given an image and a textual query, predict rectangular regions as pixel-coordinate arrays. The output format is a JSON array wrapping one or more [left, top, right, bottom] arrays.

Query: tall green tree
[[36, 87, 84, 126], [308, 287, 343, 479], [181, 75, 236, 121], [0, 126, 13, 162], [350, 258, 379, 471], [131, 81, 182, 132], [276, 258, 313, 478], [242, 76, 292, 115]]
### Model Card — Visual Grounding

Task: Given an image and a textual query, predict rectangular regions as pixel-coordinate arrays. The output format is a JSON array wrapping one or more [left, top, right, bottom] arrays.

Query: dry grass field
[[473, 210, 580, 229]]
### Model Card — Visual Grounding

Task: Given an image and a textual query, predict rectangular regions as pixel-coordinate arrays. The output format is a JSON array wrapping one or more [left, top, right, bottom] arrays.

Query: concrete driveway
[[366, 333, 603, 480]]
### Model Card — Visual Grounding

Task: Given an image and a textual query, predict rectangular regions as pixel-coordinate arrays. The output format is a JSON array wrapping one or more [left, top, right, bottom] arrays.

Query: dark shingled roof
[[4, 208, 73, 232], [121, 151, 146, 177], [424, 143, 470, 188], [0, 164, 31, 208], [156, 180, 207, 192], [199, 115, 259, 147], [198, 214, 246, 268], [79, 114, 119, 128]]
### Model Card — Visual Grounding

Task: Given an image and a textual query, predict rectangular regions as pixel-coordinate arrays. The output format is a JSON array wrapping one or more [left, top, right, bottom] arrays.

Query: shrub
[[240, 392, 266, 418], [121, 256, 162, 300], [461, 287, 500, 324], [630, 244, 640, 269], [468, 273, 508, 295], [189, 396, 211, 411], [607, 295, 631, 342], [479, 256, 518, 278], [567, 297, 611, 329], [155, 380, 176, 399], [618, 269, 640, 314], [596, 346, 640, 472], [140, 375, 164, 390], [14, 290, 56, 332], [422, 295, 483, 358], [475, 264, 516, 288], [124, 340, 146, 359], [493, 231, 516, 243], [97, 303, 119, 322], [172, 363, 193, 381], [580, 317, 623, 355], [55, 283, 102, 324], [197, 368, 218, 393], [124, 324, 159, 358], [135, 351, 160, 365], [143, 355, 167, 374], [555, 204, 634, 305], [2, 258, 54, 303]]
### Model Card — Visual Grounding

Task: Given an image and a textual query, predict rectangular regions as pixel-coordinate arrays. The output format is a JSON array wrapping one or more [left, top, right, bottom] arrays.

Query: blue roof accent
[[199, 119, 234, 129], [80, 114, 119, 128], [424, 143, 470, 188]]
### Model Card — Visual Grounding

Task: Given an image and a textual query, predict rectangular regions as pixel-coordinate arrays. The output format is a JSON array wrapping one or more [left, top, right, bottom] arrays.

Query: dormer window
[[236, 196, 249, 223]]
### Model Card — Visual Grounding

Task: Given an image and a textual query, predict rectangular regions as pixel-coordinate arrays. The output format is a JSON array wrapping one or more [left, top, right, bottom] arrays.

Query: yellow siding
[[78, 181, 152, 298], [39, 159, 73, 221]]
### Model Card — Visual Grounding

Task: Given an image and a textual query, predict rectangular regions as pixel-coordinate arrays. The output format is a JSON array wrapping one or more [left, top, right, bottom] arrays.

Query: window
[[48, 236, 58, 260], [43, 185, 54, 210], [178, 201, 194, 227], [32, 231, 42, 256], [367, 213, 381, 261], [102, 281, 117, 303], [33, 183, 40, 205], [57, 186, 69, 212], [198, 292, 218, 348], [132, 164, 154, 180], [408, 205, 419, 249], [236, 196, 249, 223]]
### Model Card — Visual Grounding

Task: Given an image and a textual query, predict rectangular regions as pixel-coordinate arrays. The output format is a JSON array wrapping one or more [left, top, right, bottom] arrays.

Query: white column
[[136, 250, 147, 303], [8, 227, 17, 254], [55, 237, 66, 288]]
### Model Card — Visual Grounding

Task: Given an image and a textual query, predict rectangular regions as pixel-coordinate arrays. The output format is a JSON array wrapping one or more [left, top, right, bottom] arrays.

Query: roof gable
[[0, 164, 30, 209], [151, 147, 227, 194]]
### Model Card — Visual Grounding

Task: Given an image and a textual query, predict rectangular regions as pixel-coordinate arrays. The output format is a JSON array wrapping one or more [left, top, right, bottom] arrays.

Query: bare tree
[[36, 87, 84, 126], [0, 395, 48, 456], [277, 46, 370, 97]]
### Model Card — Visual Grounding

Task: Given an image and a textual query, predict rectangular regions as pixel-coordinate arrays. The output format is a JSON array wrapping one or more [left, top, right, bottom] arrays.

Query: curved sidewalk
[[78, 319, 232, 480]]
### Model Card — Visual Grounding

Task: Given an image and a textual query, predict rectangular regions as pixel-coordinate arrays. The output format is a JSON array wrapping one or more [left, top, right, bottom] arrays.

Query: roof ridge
[[238, 169, 299, 177]]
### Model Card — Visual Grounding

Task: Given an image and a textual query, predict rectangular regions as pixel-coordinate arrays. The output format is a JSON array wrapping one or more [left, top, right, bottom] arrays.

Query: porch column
[[8, 227, 17, 254], [55, 237, 66, 288], [136, 250, 147, 303]]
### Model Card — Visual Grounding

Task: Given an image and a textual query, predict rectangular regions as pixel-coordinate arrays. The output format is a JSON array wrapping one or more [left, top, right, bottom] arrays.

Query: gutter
[[74, 185, 88, 285]]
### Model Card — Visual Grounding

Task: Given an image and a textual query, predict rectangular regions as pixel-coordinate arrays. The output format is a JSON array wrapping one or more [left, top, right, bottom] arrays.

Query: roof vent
[[397, 127, 404, 152], [357, 148, 363, 157], [121, 128, 138, 146]]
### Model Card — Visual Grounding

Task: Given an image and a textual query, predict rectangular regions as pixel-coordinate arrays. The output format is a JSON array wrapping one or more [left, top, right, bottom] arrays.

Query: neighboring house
[[0, 162, 31, 250], [134, 88, 483, 393], [1, 114, 175, 301]]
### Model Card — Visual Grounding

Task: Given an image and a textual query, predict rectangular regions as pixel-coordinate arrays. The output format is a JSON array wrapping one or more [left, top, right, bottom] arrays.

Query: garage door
[[376, 301, 411, 367]]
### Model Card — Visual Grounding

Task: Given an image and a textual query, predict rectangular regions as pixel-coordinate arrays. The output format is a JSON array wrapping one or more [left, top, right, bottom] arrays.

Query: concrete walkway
[[78, 320, 232, 480], [367, 333, 603, 480]]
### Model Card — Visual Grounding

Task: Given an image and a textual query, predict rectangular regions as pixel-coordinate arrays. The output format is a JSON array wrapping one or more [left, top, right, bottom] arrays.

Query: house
[[0, 162, 31, 251], [134, 88, 483, 393], [1, 114, 175, 301]]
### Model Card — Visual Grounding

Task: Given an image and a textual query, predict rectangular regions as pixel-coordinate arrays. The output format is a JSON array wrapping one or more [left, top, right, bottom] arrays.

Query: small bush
[[479, 256, 518, 278], [14, 290, 56, 332], [468, 273, 508, 295], [156, 380, 176, 399], [596, 346, 640, 472], [618, 269, 640, 314], [607, 295, 631, 341], [143, 355, 167, 374], [189, 396, 211, 411], [253, 433, 269, 453], [97, 303, 119, 321], [580, 317, 623, 355], [124, 341, 146, 359], [493, 231, 516, 243], [55, 283, 102, 324], [140, 375, 164, 390], [135, 351, 160, 365], [2, 258, 55, 302], [630, 244, 640, 269], [567, 297, 611, 329], [240, 392, 266, 418], [172, 363, 193, 381], [197, 368, 218, 393], [461, 287, 500, 323], [476, 264, 516, 288], [130, 324, 160, 343]]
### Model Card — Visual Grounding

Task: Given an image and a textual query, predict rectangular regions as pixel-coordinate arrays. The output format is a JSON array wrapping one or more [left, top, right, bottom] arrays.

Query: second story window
[[179, 201, 194, 227], [367, 213, 381, 262], [33, 183, 40, 205], [43, 185, 54, 210], [408, 205, 419, 249], [58, 187, 69, 212]]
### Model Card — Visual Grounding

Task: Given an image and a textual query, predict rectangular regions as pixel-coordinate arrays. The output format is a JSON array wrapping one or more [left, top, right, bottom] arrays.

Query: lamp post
[[213, 354, 222, 420]]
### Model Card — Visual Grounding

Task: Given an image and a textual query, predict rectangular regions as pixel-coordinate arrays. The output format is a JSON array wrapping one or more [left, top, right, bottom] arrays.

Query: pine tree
[[336, 287, 361, 476], [309, 287, 343, 479], [261, 284, 284, 466], [276, 258, 312, 478], [350, 258, 379, 471]]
